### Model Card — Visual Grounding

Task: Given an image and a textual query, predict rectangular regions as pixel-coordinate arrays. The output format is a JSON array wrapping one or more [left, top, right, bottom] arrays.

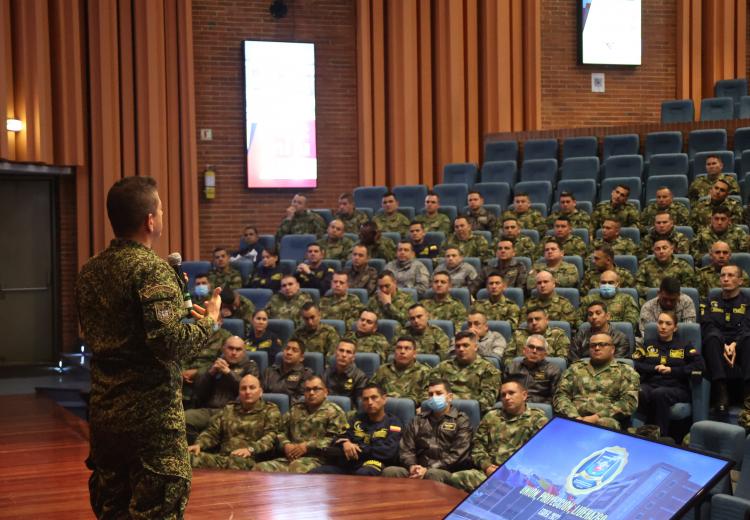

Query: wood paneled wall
[[357, 0, 541, 188]]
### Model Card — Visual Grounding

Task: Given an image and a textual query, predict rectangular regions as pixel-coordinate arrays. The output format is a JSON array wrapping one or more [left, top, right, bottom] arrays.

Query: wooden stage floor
[[0, 395, 467, 519]]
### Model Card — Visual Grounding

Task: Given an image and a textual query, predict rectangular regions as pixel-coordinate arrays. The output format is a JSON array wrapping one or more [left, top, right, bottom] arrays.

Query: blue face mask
[[424, 394, 447, 412], [194, 284, 209, 298], [599, 283, 616, 298]]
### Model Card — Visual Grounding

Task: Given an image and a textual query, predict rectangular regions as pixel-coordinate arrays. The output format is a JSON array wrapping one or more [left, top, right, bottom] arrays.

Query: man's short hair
[[303, 374, 325, 388], [426, 190, 439, 199], [286, 337, 307, 353], [408, 302, 427, 312], [525, 334, 548, 349], [213, 245, 230, 255], [338, 338, 357, 350], [594, 244, 615, 260], [409, 220, 424, 228], [455, 330, 476, 342], [514, 192, 529, 199], [714, 178, 731, 190], [106, 176, 159, 237], [526, 306, 548, 316], [654, 209, 672, 219], [332, 270, 349, 279], [543, 237, 562, 248], [587, 300, 608, 313], [195, 272, 210, 280], [378, 270, 396, 282], [712, 205, 731, 217], [616, 184, 631, 194], [554, 215, 571, 224], [338, 193, 353, 202], [501, 378, 527, 391], [394, 336, 417, 349], [382, 191, 396, 199], [220, 288, 235, 305], [659, 276, 681, 294], [301, 301, 319, 313], [361, 383, 387, 396], [427, 379, 452, 393], [559, 191, 576, 200]]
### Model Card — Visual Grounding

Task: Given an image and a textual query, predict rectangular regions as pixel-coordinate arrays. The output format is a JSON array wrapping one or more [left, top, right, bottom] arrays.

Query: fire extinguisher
[[204, 165, 215, 199]]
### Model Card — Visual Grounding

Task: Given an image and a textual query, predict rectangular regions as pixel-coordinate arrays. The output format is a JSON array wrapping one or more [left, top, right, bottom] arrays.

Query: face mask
[[424, 394, 447, 412], [194, 284, 209, 298], [599, 283, 616, 299]]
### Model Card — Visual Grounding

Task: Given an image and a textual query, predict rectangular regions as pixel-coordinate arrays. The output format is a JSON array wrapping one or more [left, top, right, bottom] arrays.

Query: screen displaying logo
[[565, 446, 628, 496]]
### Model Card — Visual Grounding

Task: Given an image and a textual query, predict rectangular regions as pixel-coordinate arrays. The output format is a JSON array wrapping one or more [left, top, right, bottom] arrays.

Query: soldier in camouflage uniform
[[480, 239, 528, 294], [181, 325, 231, 399], [546, 191, 593, 233], [522, 270, 580, 330], [344, 310, 390, 362], [547, 215, 588, 257], [448, 380, 548, 492], [691, 179, 744, 229], [501, 193, 547, 234], [639, 187, 690, 231], [220, 288, 255, 336], [443, 216, 491, 261], [294, 302, 340, 357], [527, 239, 580, 290], [367, 270, 414, 324], [370, 336, 432, 403], [189, 374, 282, 470], [266, 274, 313, 327], [432, 331, 502, 412], [320, 271, 365, 328], [688, 155, 741, 201], [695, 241, 750, 298], [373, 191, 411, 237], [261, 339, 313, 404], [345, 244, 379, 296], [316, 219, 355, 261], [335, 193, 370, 234], [635, 239, 696, 299], [553, 332, 640, 429], [465, 191, 497, 232], [419, 272, 468, 331], [275, 193, 326, 240], [359, 221, 397, 261], [76, 177, 221, 518], [580, 244, 635, 294], [691, 206, 748, 261], [208, 246, 243, 290], [498, 217, 538, 259], [504, 308, 571, 367], [325, 338, 369, 403], [579, 270, 640, 330], [639, 211, 691, 258], [471, 272, 521, 327], [592, 183, 640, 230], [590, 219, 639, 256], [503, 335, 561, 404], [415, 192, 453, 234], [405, 303, 452, 360], [255, 375, 348, 473]]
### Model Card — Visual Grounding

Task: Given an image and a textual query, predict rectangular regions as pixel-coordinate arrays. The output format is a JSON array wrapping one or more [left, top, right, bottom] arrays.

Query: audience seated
[[414, 191, 452, 234], [434, 246, 479, 294], [465, 190, 497, 233], [466, 311, 507, 363], [247, 246, 284, 292], [639, 277, 696, 340], [383, 241, 430, 297], [208, 246, 242, 290], [696, 241, 750, 298], [581, 244, 635, 294], [570, 301, 630, 363], [635, 238, 695, 299], [335, 192, 370, 234], [358, 221, 396, 262], [295, 302, 340, 357], [266, 274, 313, 327], [419, 272, 467, 331], [579, 270, 639, 330], [526, 239, 579, 290], [324, 339, 368, 403], [370, 337, 431, 403], [501, 193, 546, 234], [275, 193, 326, 240], [639, 211, 690, 258], [521, 270, 580, 329], [232, 225, 264, 265], [245, 309, 283, 362], [471, 272, 521, 327], [444, 216, 490, 261], [688, 154, 740, 201], [366, 271, 413, 324], [498, 217, 537, 259], [479, 240, 528, 295], [261, 338, 313, 404], [503, 335, 561, 404], [546, 191, 592, 233], [320, 271, 365, 328], [548, 215, 587, 257], [296, 243, 334, 295], [592, 183, 639, 230], [315, 218, 355, 261], [344, 310, 390, 363], [639, 187, 690, 232], [407, 220, 441, 260], [373, 191, 410, 237], [591, 218, 639, 256], [220, 288, 254, 336], [505, 308, 571, 367], [691, 206, 748, 261], [404, 303, 451, 360], [345, 244, 379, 295], [691, 178, 743, 228]]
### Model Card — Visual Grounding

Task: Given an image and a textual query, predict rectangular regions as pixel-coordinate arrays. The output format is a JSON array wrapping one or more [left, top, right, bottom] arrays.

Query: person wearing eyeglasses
[[255, 375, 348, 474], [553, 332, 640, 430], [503, 335, 561, 404]]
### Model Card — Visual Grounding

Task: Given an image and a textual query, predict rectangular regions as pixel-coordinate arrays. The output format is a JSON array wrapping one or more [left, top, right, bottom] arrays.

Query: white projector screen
[[244, 41, 317, 188], [580, 0, 641, 66]]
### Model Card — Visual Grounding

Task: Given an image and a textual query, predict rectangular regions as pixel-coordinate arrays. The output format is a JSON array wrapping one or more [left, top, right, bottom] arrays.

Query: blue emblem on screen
[[565, 446, 628, 496]]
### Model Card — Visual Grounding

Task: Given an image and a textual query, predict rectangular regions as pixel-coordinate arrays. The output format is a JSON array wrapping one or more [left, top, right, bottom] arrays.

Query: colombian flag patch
[[389, 425, 401, 432]]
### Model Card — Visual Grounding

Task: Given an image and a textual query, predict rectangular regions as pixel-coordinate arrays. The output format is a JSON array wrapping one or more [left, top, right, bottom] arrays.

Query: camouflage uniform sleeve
[[553, 368, 580, 419], [306, 405, 349, 451], [435, 329, 451, 360], [277, 410, 293, 447], [477, 363, 502, 412], [530, 409, 549, 432], [196, 406, 226, 450], [434, 412, 473, 471], [634, 264, 650, 298], [248, 403, 283, 455], [605, 366, 640, 421], [471, 411, 500, 471], [622, 295, 640, 329], [560, 298, 581, 330]]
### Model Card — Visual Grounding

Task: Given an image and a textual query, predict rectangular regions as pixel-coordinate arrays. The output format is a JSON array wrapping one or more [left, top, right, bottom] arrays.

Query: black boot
[[716, 380, 729, 415]]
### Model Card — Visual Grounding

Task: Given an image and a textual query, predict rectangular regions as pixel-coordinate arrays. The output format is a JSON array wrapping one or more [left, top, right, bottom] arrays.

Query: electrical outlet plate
[[200, 128, 213, 141], [591, 73, 605, 93]]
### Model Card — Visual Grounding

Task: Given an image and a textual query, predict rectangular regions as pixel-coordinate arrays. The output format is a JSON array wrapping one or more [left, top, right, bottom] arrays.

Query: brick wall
[[192, 0, 359, 257], [541, 0, 677, 129]]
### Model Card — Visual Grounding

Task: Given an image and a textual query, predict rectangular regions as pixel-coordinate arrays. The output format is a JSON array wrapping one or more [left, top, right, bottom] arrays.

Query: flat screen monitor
[[444, 417, 732, 520], [244, 40, 317, 188], [579, 0, 641, 65]]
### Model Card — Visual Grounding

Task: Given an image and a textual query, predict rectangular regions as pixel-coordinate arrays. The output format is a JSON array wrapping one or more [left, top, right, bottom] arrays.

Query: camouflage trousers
[[190, 452, 256, 470], [447, 469, 486, 492], [739, 395, 750, 431], [381, 466, 452, 483], [594, 416, 622, 430], [254, 456, 323, 474]]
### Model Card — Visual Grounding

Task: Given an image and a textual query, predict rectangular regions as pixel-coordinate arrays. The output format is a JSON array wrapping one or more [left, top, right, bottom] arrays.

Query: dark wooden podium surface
[[0, 395, 466, 519]]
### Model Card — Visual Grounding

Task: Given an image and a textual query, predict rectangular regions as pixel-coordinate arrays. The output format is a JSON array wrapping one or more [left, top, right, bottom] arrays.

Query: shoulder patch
[[153, 300, 175, 324], [139, 283, 177, 300], [389, 425, 401, 432]]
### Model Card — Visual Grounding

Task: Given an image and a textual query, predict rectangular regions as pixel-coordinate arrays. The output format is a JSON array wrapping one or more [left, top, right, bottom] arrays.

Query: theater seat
[[262, 393, 290, 415]]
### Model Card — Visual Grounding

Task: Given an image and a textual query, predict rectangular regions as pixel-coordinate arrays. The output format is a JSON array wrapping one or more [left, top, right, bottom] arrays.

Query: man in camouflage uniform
[[384, 241, 431, 297], [691, 179, 744, 229], [324, 339, 369, 403], [499, 217, 538, 259], [527, 239, 579, 290], [590, 218, 639, 256], [370, 336, 432, 403], [434, 246, 480, 294], [504, 308, 571, 366], [639, 186, 690, 231], [345, 244, 379, 296], [465, 190, 497, 232], [546, 191, 593, 233], [373, 191, 411, 237], [691, 206, 748, 261], [503, 335, 561, 404], [335, 193, 370, 234], [448, 380, 548, 492], [522, 270, 580, 329], [367, 270, 414, 324], [688, 154, 741, 201], [501, 192, 547, 234], [415, 191, 453, 234], [208, 246, 243, 290], [443, 216, 491, 261], [592, 183, 639, 230], [261, 339, 313, 404], [320, 271, 365, 328], [579, 270, 640, 330], [696, 241, 750, 298], [480, 239, 528, 294], [266, 274, 313, 327], [580, 243, 635, 294], [344, 310, 390, 362], [408, 220, 441, 261], [635, 238, 696, 299], [359, 221, 397, 261], [275, 193, 326, 240], [255, 375, 348, 473], [570, 301, 631, 362], [219, 288, 255, 337], [639, 210, 691, 258], [181, 321, 231, 406], [432, 331, 502, 413], [295, 243, 334, 295], [188, 374, 282, 470], [548, 215, 588, 257], [419, 272, 468, 331], [77, 177, 221, 519], [316, 219, 355, 261], [471, 272, 521, 327], [294, 302, 340, 357], [553, 333, 640, 429], [404, 303, 452, 360]]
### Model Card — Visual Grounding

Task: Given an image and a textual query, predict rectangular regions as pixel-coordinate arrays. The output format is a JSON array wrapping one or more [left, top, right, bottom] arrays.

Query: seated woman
[[633, 311, 704, 438], [245, 309, 283, 362], [247, 246, 284, 292]]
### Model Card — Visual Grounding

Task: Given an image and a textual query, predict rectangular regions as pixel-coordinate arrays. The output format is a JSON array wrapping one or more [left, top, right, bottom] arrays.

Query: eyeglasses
[[525, 345, 546, 352], [304, 387, 325, 393], [590, 342, 612, 349]]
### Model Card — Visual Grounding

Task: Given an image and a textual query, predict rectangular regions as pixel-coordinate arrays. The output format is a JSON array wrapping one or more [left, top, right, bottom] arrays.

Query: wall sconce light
[[6, 119, 23, 132]]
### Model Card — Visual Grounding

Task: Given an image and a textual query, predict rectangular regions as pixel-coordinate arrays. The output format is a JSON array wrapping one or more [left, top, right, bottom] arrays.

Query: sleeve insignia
[[153, 300, 175, 324], [388, 425, 401, 432], [139, 283, 176, 300]]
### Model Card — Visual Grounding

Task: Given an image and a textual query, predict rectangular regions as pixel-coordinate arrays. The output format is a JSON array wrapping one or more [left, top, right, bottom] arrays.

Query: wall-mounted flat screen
[[579, 0, 641, 65], [444, 417, 732, 520], [244, 41, 317, 188]]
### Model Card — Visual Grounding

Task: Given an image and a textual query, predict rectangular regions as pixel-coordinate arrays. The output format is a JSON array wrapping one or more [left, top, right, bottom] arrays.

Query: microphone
[[167, 252, 192, 310]]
